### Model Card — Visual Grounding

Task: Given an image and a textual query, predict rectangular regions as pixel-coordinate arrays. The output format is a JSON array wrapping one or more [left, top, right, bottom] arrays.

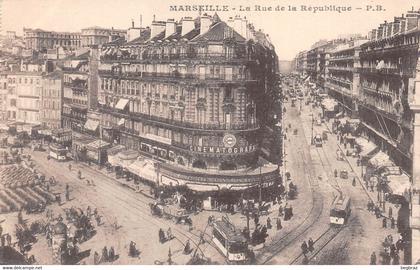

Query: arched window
[[192, 159, 207, 169], [219, 161, 237, 170]]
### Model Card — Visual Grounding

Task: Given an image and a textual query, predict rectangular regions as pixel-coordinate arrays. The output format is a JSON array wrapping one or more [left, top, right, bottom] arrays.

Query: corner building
[[97, 14, 279, 192]]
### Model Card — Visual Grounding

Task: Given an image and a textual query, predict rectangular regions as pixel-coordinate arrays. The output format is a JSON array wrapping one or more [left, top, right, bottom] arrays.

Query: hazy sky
[[1, 0, 418, 60]]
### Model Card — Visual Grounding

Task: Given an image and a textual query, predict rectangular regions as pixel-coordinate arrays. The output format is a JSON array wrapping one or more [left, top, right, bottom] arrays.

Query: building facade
[[41, 71, 63, 129], [325, 39, 367, 117], [96, 14, 279, 191], [0, 73, 8, 121], [61, 55, 90, 133], [81, 27, 126, 47], [24, 28, 81, 52]]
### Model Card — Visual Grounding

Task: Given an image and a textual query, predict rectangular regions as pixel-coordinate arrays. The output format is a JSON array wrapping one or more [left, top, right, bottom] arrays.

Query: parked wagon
[[149, 202, 192, 225]]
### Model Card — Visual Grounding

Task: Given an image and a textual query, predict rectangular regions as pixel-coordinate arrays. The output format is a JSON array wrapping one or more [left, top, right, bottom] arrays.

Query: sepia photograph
[[0, 0, 419, 267]]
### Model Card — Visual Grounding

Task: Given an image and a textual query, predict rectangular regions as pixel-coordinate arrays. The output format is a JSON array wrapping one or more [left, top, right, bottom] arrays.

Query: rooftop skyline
[[1, 0, 417, 60]]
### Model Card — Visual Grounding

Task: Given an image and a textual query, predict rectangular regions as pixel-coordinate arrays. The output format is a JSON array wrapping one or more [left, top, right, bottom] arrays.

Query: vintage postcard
[[0, 0, 418, 267]]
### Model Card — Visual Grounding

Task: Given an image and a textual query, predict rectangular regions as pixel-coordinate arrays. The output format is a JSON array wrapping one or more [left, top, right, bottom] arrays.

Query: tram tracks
[[32, 154, 224, 263], [256, 148, 324, 264], [289, 224, 345, 264]]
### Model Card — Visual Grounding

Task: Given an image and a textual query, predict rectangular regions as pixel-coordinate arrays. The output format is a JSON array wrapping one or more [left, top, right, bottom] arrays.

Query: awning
[[386, 173, 411, 197], [127, 159, 157, 183], [86, 139, 110, 150], [84, 119, 99, 131], [115, 98, 129, 110], [322, 99, 337, 111], [107, 145, 126, 156], [117, 149, 139, 160], [368, 151, 394, 169], [356, 137, 378, 157]]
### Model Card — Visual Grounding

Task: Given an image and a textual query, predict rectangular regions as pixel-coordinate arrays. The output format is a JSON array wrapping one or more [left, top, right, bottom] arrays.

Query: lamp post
[[310, 113, 314, 145]]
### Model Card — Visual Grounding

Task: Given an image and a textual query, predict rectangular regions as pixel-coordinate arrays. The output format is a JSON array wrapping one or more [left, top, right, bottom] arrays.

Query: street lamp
[[310, 113, 314, 145]]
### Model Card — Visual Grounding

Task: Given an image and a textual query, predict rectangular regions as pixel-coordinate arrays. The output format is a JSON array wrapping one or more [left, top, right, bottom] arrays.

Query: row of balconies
[[101, 52, 254, 63], [99, 104, 259, 132], [328, 66, 354, 72], [98, 70, 255, 82], [328, 76, 352, 86]]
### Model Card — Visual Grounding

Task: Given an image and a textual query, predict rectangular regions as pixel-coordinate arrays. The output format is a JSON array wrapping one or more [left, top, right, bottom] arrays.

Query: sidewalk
[[71, 161, 155, 200]]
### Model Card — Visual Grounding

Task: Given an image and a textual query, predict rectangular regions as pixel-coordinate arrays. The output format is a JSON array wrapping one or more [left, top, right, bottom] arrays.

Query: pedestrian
[[108, 246, 115, 262], [65, 190, 70, 201], [391, 217, 395, 229], [334, 169, 338, 178], [18, 210, 23, 224], [129, 241, 137, 257], [6, 234, 11, 246], [276, 218, 282, 230], [352, 177, 356, 186], [392, 253, 400, 265], [159, 228, 165, 243], [302, 254, 309, 265], [254, 214, 259, 227], [96, 215, 101, 226], [390, 244, 396, 258], [301, 241, 308, 255], [278, 205, 284, 216], [308, 238, 314, 253], [388, 206, 393, 219], [56, 194, 61, 205], [382, 217, 387, 228], [101, 246, 108, 263], [184, 240, 191, 254], [93, 208, 98, 217], [267, 217, 272, 229], [86, 206, 91, 217], [93, 251, 100, 265], [167, 227, 173, 240], [370, 252, 376, 265], [68, 163, 72, 171]]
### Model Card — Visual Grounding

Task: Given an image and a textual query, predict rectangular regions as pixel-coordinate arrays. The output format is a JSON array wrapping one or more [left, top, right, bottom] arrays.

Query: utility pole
[[311, 113, 314, 145]]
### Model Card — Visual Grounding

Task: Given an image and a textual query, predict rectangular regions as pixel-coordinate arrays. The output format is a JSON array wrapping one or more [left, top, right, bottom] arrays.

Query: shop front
[[85, 140, 111, 165]]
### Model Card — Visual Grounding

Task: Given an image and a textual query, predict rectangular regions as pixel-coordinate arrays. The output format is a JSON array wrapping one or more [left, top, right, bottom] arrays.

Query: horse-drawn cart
[[149, 202, 192, 225]]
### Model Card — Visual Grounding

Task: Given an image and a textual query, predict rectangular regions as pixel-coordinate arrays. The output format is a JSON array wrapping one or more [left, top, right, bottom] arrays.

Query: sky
[[1, 0, 418, 60]]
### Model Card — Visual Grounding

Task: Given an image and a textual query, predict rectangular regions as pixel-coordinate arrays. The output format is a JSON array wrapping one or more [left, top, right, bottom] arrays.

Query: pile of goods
[[0, 165, 55, 213]]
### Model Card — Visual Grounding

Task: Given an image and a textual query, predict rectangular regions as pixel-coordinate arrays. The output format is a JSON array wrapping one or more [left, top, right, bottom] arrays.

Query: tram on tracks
[[329, 195, 351, 225], [212, 217, 249, 263]]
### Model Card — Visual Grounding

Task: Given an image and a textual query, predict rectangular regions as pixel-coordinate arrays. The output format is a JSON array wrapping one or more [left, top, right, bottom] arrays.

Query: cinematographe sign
[[223, 133, 237, 148], [189, 144, 256, 154]]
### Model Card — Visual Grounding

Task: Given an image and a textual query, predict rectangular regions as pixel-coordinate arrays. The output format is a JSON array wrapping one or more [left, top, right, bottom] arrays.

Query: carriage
[[149, 202, 192, 225]]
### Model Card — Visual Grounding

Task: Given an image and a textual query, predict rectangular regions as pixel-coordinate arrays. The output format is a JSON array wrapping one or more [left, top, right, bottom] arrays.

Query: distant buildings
[[293, 8, 420, 264], [81, 27, 126, 47], [23, 28, 81, 51]]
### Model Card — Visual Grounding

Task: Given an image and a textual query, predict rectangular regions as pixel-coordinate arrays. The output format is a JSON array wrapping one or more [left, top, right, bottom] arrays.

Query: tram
[[314, 134, 323, 147], [330, 195, 351, 225], [212, 217, 248, 263], [48, 143, 68, 161]]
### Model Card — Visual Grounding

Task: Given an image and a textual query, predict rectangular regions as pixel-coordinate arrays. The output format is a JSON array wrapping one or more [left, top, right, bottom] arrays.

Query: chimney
[[227, 17, 234, 28], [151, 20, 166, 39], [181, 17, 194, 36], [242, 17, 248, 39], [200, 14, 212, 35], [406, 9, 420, 31], [233, 16, 243, 37], [165, 19, 176, 38]]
